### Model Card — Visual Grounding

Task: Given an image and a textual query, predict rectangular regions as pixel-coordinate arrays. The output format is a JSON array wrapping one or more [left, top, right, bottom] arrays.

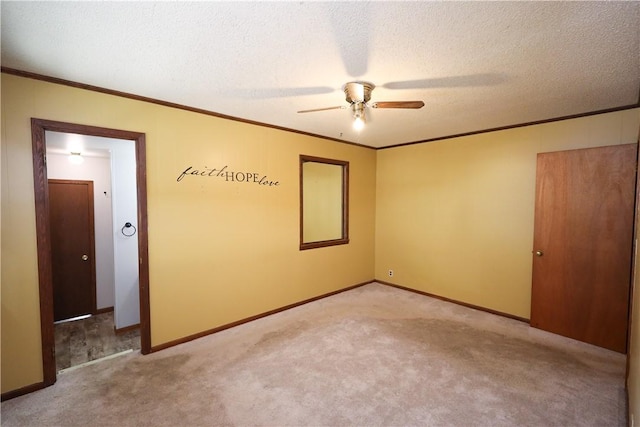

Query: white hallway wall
[[110, 139, 140, 330]]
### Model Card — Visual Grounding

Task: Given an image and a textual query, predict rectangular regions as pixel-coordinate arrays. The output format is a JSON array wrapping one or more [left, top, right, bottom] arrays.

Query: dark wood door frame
[[626, 139, 640, 379], [31, 118, 151, 387]]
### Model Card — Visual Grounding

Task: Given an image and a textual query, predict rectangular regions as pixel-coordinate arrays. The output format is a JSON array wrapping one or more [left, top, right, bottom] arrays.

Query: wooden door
[[48, 179, 97, 321], [530, 144, 637, 353]]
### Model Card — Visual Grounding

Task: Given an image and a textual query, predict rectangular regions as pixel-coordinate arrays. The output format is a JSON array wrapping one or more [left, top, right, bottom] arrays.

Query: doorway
[[46, 136, 141, 372], [31, 118, 151, 387], [530, 143, 637, 353]]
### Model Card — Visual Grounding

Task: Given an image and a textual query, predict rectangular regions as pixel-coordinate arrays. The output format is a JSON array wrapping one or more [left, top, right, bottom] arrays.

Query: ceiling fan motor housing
[[297, 81, 423, 114], [344, 81, 375, 104]]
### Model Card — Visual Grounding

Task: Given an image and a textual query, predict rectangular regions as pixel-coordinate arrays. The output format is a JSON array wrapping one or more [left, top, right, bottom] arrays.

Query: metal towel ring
[[121, 222, 137, 237]]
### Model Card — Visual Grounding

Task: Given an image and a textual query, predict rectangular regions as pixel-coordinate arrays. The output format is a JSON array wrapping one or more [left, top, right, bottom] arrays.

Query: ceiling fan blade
[[371, 101, 425, 109], [297, 106, 346, 113]]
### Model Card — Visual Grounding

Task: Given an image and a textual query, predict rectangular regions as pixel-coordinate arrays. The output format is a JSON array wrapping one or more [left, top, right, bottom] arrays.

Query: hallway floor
[[54, 311, 140, 372]]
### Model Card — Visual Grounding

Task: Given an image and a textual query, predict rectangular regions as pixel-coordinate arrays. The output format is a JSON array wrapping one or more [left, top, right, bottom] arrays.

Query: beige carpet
[[1, 282, 626, 426]]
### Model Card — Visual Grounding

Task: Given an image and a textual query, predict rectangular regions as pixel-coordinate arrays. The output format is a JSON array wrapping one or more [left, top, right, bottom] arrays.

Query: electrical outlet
[[388, 269, 394, 277]]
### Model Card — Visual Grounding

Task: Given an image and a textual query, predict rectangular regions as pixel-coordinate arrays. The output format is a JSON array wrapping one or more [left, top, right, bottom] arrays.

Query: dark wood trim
[[299, 155, 350, 251], [343, 160, 350, 246], [2, 67, 373, 150], [150, 280, 374, 352], [31, 120, 56, 387], [377, 280, 530, 323], [626, 386, 630, 427], [1, 382, 46, 402], [626, 139, 640, 378], [378, 104, 640, 150], [299, 238, 352, 251], [30, 118, 152, 392], [115, 323, 140, 334], [95, 306, 114, 315], [135, 133, 152, 355]]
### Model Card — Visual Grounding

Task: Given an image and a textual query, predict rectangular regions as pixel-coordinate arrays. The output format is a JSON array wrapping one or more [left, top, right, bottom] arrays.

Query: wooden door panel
[[530, 144, 636, 353], [49, 179, 96, 321]]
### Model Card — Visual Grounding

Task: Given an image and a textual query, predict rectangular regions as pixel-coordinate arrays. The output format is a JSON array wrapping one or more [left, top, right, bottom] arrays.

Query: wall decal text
[[177, 165, 280, 187]]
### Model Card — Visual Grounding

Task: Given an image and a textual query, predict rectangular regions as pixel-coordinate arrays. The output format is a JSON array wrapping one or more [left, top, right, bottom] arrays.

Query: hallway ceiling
[[2, 1, 639, 148]]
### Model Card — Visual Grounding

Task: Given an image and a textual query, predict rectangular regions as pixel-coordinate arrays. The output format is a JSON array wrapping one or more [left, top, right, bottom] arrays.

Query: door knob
[[535, 251, 544, 257], [81, 254, 89, 261]]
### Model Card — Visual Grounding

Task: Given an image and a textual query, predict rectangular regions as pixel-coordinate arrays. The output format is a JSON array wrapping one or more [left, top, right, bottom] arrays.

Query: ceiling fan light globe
[[353, 116, 365, 131]]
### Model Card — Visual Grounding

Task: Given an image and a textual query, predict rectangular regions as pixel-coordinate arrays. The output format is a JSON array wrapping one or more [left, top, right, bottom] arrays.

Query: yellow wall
[[375, 109, 640, 319], [0, 73, 377, 393]]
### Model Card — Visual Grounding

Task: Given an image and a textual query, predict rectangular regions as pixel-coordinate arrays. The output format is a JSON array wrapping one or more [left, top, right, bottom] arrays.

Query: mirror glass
[[300, 155, 349, 250]]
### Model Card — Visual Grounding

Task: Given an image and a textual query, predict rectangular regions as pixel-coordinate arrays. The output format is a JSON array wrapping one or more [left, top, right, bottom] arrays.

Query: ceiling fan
[[297, 81, 425, 131]]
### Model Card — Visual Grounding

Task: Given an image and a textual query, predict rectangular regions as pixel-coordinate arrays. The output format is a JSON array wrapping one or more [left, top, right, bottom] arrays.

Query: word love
[[177, 165, 280, 187]]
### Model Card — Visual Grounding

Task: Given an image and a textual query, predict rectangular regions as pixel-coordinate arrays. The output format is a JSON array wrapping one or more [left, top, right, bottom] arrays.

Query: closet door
[[49, 179, 97, 321], [530, 144, 637, 353]]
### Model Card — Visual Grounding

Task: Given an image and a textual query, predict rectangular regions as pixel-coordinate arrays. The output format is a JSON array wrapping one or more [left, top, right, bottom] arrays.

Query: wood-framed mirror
[[299, 155, 349, 250]]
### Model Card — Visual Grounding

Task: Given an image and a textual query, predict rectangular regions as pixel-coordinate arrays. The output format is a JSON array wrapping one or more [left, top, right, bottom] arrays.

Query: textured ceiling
[[2, 1, 639, 148]]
